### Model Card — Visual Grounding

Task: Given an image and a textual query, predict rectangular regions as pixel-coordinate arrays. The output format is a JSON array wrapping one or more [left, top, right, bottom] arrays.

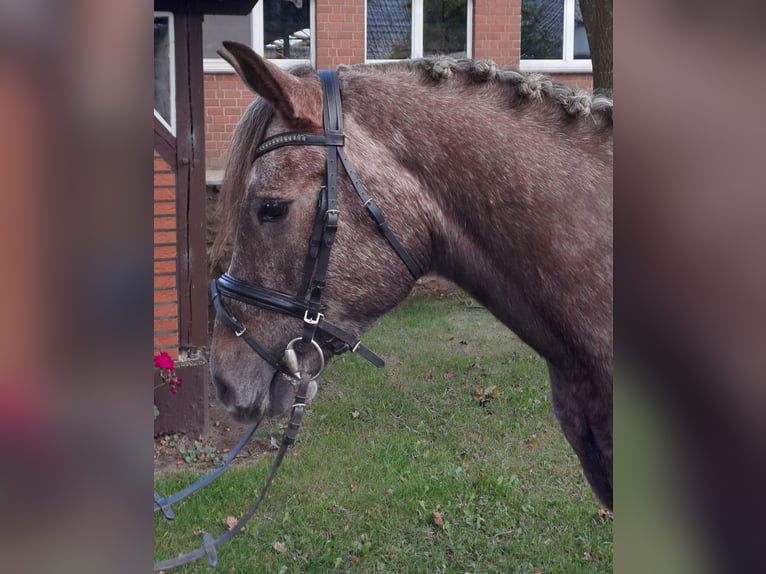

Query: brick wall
[[202, 0, 595, 172], [315, 0, 365, 69], [154, 151, 179, 358], [204, 73, 255, 173], [474, 0, 521, 66], [549, 73, 593, 91]]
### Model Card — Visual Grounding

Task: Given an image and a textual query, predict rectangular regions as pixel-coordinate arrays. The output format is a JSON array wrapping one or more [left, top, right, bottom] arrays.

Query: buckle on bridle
[[303, 310, 324, 326]]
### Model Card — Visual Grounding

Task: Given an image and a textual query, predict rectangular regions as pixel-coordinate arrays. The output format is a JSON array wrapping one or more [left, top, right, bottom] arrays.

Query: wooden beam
[[174, 12, 210, 351], [153, 116, 176, 169]]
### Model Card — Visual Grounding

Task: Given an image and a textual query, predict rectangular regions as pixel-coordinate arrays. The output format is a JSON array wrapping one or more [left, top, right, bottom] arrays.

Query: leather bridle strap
[[213, 68, 420, 373], [213, 274, 385, 368], [254, 132, 344, 157], [336, 147, 422, 279], [301, 70, 342, 343]]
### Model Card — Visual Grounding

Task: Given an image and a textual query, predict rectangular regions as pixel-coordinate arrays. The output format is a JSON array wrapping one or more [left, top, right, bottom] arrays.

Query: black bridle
[[211, 70, 422, 374]]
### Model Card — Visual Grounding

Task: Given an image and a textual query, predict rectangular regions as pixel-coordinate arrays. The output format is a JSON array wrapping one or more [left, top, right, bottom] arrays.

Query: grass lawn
[[154, 295, 612, 573]]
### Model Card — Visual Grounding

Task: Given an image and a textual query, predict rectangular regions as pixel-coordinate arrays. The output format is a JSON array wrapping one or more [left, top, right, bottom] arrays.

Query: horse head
[[209, 42, 425, 422]]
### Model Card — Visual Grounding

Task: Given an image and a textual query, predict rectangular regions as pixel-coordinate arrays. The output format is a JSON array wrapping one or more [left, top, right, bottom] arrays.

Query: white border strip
[[154, 11, 176, 135]]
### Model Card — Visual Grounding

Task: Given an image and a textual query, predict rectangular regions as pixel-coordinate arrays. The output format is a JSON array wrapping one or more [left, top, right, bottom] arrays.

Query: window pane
[[573, 0, 591, 59], [154, 15, 172, 128], [520, 0, 564, 60], [423, 0, 467, 58], [263, 0, 311, 60], [203, 14, 252, 59], [367, 0, 411, 60]]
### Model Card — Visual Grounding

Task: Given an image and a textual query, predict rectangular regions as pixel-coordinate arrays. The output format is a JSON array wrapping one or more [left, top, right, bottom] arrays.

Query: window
[[203, 0, 314, 71], [366, 0, 472, 61], [520, 0, 592, 73], [154, 12, 175, 134]]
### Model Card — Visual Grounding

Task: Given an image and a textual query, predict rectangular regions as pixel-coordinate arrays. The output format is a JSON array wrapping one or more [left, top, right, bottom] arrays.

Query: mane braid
[[343, 57, 613, 124]]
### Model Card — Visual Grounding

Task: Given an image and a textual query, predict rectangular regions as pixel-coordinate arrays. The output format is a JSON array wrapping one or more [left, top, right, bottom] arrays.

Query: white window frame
[[365, 0, 473, 63], [519, 0, 592, 73], [203, 1, 316, 73], [154, 11, 176, 135]]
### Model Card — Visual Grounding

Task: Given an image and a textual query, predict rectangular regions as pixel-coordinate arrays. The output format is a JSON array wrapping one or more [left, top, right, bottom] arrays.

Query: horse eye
[[257, 200, 291, 222]]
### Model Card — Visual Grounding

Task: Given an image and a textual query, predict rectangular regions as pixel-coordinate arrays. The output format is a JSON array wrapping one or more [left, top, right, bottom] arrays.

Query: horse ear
[[217, 41, 321, 130]]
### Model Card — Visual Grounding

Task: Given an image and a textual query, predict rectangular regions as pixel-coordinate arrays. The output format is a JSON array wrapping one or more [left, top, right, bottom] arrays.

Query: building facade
[[200, 0, 593, 172]]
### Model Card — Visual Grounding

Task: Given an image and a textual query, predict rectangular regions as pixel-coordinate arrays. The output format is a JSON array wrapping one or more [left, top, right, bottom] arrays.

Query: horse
[[209, 41, 613, 509]]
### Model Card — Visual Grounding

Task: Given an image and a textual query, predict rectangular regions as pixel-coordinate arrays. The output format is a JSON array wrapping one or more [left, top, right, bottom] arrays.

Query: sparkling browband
[[255, 132, 345, 158]]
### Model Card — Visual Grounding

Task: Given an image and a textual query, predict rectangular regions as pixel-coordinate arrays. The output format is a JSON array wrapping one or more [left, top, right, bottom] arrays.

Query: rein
[[155, 70, 422, 570], [154, 372, 313, 571]]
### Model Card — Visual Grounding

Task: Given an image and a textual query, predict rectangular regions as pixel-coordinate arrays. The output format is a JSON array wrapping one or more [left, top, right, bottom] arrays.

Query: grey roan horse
[[210, 42, 613, 509]]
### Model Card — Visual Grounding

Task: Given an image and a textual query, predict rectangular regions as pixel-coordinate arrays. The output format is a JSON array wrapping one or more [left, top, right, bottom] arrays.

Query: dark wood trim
[[154, 0, 257, 15], [154, 116, 177, 169], [174, 12, 210, 351]]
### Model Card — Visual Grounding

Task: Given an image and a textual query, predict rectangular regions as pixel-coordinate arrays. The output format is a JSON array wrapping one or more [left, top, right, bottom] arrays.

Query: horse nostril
[[212, 375, 234, 407]]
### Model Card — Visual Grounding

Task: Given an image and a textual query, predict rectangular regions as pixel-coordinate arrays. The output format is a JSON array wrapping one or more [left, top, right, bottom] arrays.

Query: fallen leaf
[[423, 370, 433, 380], [349, 555, 360, 564], [431, 511, 444, 527], [224, 516, 238, 530], [443, 371, 455, 380], [350, 482, 358, 493], [597, 508, 613, 520], [222, 448, 230, 454], [273, 541, 286, 554], [343, 523, 350, 532], [351, 409, 360, 418], [387, 488, 394, 494], [535, 569, 542, 574], [583, 551, 592, 562]]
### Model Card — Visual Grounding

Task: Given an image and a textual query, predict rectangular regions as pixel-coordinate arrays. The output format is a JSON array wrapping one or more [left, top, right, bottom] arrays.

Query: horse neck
[[346, 73, 613, 369]]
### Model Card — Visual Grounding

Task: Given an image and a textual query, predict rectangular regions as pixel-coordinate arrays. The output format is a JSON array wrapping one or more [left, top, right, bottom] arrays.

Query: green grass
[[155, 295, 612, 573]]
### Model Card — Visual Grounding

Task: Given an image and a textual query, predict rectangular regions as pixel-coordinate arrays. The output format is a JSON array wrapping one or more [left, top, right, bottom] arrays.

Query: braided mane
[[343, 57, 613, 125]]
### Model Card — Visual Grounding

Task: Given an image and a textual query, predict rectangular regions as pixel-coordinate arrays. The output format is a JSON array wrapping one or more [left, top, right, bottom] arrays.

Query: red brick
[[154, 245, 177, 259], [154, 333, 178, 350], [154, 289, 178, 304], [154, 202, 175, 216], [154, 172, 175, 186], [154, 302, 178, 318], [154, 274, 177, 289], [154, 216, 176, 231], [154, 231, 175, 245], [154, 317, 179, 332], [154, 259, 176, 275]]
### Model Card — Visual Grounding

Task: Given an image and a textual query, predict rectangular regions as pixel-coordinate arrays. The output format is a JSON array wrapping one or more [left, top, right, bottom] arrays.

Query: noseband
[[212, 70, 422, 374]]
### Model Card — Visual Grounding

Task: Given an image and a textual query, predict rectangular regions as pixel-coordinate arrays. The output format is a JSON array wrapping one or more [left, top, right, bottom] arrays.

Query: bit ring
[[283, 338, 325, 380]]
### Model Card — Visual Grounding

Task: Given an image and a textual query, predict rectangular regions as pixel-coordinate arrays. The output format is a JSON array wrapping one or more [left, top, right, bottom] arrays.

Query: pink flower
[[154, 352, 175, 371]]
